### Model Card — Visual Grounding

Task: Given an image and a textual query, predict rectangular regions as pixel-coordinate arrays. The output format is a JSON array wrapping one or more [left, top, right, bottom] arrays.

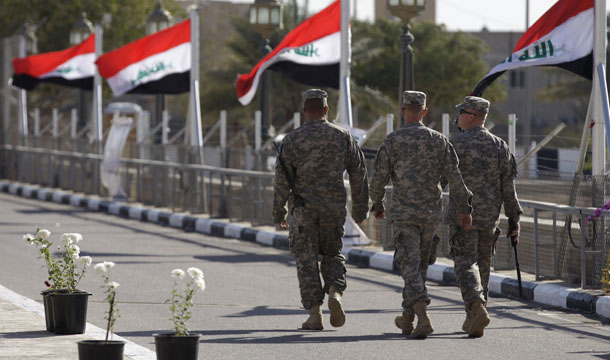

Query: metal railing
[[1, 144, 275, 226], [2, 144, 610, 289]]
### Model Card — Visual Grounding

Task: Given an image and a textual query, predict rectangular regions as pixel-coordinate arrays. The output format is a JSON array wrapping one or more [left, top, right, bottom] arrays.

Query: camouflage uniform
[[448, 96, 523, 306], [272, 89, 369, 310], [370, 91, 472, 314]]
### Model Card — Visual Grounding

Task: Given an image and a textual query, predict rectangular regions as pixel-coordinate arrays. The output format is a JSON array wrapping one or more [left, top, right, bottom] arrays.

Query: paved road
[[1, 192, 610, 359]]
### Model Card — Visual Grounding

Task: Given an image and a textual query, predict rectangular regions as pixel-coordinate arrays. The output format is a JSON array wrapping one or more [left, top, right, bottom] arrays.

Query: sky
[[303, 0, 560, 32]]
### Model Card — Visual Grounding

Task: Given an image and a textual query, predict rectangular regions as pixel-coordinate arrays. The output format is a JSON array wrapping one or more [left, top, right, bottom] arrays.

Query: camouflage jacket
[[272, 119, 369, 224], [369, 122, 472, 223], [447, 126, 522, 229]]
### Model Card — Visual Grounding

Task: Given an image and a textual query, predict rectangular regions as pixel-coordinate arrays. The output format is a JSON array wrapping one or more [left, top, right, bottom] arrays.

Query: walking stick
[[509, 218, 523, 298]]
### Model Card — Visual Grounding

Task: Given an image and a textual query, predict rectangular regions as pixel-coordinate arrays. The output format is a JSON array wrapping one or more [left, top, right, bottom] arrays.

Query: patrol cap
[[456, 96, 490, 114], [402, 91, 426, 107], [303, 89, 328, 106]]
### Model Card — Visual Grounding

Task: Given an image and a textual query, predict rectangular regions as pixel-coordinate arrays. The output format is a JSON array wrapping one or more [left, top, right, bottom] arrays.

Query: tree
[[0, 0, 186, 126], [351, 19, 506, 126]]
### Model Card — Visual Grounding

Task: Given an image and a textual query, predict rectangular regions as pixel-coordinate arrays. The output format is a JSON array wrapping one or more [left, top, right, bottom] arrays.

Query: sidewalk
[[1, 179, 609, 324], [0, 284, 155, 360]]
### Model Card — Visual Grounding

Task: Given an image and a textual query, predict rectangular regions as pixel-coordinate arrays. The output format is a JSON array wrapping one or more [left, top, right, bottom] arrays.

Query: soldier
[[449, 96, 523, 338], [272, 89, 369, 331], [369, 91, 473, 339]]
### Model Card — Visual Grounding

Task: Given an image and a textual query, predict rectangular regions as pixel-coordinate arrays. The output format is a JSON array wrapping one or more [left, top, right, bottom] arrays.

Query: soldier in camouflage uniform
[[448, 96, 523, 338], [273, 89, 369, 331], [369, 91, 473, 339]]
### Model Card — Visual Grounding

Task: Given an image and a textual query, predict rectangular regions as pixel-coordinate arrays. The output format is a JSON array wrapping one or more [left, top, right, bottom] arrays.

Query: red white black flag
[[96, 19, 191, 97], [11, 34, 95, 91], [472, 0, 593, 96], [236, 0, 341, 106]]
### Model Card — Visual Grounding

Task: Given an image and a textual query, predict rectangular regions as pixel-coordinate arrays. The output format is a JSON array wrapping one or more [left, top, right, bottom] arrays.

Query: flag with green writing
[[472, 0, 593, 96]]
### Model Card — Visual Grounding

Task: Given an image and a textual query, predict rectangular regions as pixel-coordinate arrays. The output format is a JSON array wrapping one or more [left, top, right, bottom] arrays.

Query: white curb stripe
[[225, 224, 244, 239], [256, 231, 275, 246], [533, 283, 572, 309], [369, 252, 394, 272], [146, 209, 160, 223], [87, 198, 100, 211], [427, 263, 450, 282], [195, 218, 212, 234], [169, 214, 185, 228], [129, 207, 144, 220]]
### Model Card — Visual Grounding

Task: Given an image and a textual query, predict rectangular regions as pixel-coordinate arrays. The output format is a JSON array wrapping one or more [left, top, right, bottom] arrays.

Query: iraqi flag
[[236, 0, 341, 105], [472, 0, 593, 96], [96, 19, 191, 97], [11, 34, 95, 91]]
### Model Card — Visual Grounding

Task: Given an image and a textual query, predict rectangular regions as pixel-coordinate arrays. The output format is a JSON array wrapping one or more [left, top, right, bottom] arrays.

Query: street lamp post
[[70, 12, 94, 132], [387, 0, 425, 126], [146, 1, 173, 144], [249, 0, 283, 141]]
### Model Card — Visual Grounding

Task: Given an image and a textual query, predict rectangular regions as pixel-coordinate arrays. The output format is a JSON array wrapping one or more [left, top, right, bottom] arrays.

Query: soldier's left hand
[[354, 218, 363, 225], [459, 214, 472, 231], [507, 221, 520, 244], [278, 220, 289, 229]]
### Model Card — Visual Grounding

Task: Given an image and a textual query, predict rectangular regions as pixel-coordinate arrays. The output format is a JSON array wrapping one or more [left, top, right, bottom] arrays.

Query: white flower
[[94, 263, 108, 273], [194, 278, 206, 291], [187, 267, 204, 279], [38, 229, 51, 239], [107, 281, 120, 289], [104, 261, 116, 269], [61, 233, 82, 246], [23, 234, 35, 242], [61, 233, 73, 246], [171, 269, 186, 279], [39, 244, 48, 249], [79, 256, 92, 266], [69, 245, 80, 260]]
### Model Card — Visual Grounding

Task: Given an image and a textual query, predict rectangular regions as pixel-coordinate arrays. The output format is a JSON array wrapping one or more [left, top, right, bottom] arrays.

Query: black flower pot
[[154, 333, 200, 360], [77, 340, 125, 360], [41, 290, 54, 332], [50, 290, 91, 335]]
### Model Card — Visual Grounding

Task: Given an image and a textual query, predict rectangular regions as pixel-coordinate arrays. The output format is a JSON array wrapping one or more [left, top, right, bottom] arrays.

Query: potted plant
[[77, 261, 125, 360], [25, 229, 93, 334], [154, 267, 206, 360]]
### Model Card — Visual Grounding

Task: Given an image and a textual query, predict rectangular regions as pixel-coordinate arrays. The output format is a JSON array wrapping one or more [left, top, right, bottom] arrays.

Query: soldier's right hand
[[373, 210, 386, 219], [278, 220, 289, 229], [459, 214, 472, 231]]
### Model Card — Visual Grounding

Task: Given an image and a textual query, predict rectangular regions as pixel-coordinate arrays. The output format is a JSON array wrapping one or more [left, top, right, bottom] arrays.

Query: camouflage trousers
[[449, 226, 499, 306], [392, 220, 437, 313], [288, 206, 346, 310]]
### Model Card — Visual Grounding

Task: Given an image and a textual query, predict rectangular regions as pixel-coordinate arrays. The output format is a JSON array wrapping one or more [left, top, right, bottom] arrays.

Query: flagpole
[[189, 8, 204, 164], [592, 0, 606, 177], [338, 0, 352, 127], [17, 35, 28, 146], [92, 24, 103, 149], [591, 0, 606, 211]]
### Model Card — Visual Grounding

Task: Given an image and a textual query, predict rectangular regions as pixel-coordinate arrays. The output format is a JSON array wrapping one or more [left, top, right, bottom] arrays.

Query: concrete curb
[[1, 179, 608, 320]]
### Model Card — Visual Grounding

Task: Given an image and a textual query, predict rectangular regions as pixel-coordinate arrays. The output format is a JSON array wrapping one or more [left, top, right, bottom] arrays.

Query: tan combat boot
[[301, 304, 323, 330], [467, 301, 490, 338], [462, 308, 473, 333], [328, 285, 346, 327], [394, 311, 415, 335], [412, 302, 434, 339]]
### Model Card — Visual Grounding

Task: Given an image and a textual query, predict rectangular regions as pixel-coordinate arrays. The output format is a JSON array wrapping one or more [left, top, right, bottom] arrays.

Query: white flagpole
[[92, 25, 103, 147], [338, 0, 352, 127], [189, 8, 204, 163], [592, 0, 606, 176]]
